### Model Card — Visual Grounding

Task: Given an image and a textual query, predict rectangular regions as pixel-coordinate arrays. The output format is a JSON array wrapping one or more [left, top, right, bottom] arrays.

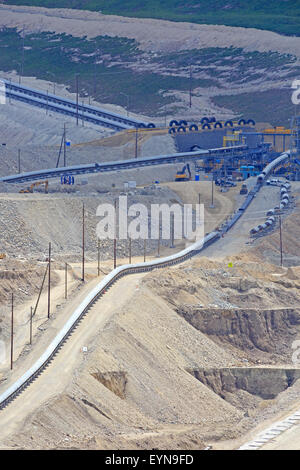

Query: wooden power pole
[[48, 242, 51, 319], [10, 292, 14, 370], [279, 215, 283, 267], [82, 203, 85, 282]]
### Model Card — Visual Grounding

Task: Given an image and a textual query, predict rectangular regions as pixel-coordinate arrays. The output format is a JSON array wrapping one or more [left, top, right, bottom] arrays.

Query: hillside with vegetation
[[0, 2, 299, 124], [1, 0, 300, 36], [0, 26, 298, 124]]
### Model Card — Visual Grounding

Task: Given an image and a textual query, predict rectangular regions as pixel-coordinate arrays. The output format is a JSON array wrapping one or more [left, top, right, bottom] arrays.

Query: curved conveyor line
[[0, 232, 219, 409], [0, 151, 290, 410]]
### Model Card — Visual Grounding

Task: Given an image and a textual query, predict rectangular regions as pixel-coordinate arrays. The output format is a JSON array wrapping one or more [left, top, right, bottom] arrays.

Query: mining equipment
[[175, 164, 191, 181], [19, 180, 49, 194]]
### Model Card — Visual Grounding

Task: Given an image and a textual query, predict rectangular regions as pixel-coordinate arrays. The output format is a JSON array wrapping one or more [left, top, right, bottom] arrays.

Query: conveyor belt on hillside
[[0, 151, 290, 410], [2, 78, 152, 131]]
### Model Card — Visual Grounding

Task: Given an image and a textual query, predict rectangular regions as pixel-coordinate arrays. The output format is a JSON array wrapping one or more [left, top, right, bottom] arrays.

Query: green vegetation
[[156, 48, 296, 69], [2, 0, 300, 36], [157, 47, 297, 83], [212, 89, 296, 127], [0, 28, 215, 115], [0, 27, 297, 120]]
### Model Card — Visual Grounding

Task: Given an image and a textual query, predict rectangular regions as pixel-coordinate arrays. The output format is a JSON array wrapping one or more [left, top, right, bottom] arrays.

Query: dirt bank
[[0, 4, 299, 57]]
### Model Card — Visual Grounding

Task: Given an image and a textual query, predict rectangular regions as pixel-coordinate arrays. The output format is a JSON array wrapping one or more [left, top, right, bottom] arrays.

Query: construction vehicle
[[215, 178, 236, 187], [240, 183, 248, 195], [175, 164, 191, 182], [19, 180, 49, 194], [0, 253, 6, 260]]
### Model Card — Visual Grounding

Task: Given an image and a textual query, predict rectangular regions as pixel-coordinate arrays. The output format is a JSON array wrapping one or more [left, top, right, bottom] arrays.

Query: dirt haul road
[[0, 272, 145, 444], [0, 182, 290, 446]]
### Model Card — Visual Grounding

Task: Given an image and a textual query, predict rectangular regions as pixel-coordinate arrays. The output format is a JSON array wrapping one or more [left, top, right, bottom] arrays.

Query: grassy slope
[[0, 27, 298, 122], [1, 0, 300, 36], [212, 89, 296, 127], [0, 28, 214, 115]]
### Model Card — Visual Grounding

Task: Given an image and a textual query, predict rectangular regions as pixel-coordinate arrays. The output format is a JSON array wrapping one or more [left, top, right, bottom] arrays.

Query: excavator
[[19, 180, 49, 194], [175, 163, 191, 182]]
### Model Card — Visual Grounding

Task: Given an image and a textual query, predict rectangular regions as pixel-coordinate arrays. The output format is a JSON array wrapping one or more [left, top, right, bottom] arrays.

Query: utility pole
[[135, 127, 138, 159], [8, 78, 11, 104], [33, 264, 48, 318], [129, 236, 132, 264], [56, 126, 65, 168], [189, 64, 192, 108], [93, 62, 97, 95], [97, 239, 101, 276], [82, 203, 85, 282], [198, 193, 201, 206], [157, 222, 161, 257], [63, 123, 66, 167], [18, 149, 21, 173], [210, 162, 214, 208], [170, 213, 175, 248], [30, 306, 33, 345], [113, 199, 117, 269], [76, 74, 79, 126], [279, 215, 283, 267], [65, 263, 68, 299], [48, 242, 51, 319], [20, 29, 25, 84], [10, 292, 14, 370]]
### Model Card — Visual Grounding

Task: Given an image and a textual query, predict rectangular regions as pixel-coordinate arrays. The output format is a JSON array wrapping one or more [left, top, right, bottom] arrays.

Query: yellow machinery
[[0, 253, 6, 260], [175, 164, 191, 181], [263, 126, 291, 135], [20, 180, 49, 194], [223, 130, 246, 147]]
